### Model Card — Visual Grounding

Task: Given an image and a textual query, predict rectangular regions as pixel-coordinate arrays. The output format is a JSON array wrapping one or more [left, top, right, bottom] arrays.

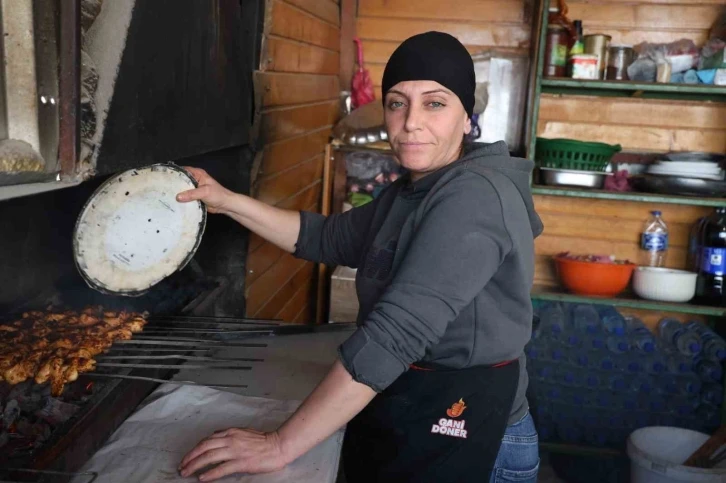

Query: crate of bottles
[[527, 302, 725, 449]]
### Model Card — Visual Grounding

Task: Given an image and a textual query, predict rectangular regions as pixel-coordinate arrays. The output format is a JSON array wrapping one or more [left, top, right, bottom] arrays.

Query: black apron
[[342, 359, 519, 483]]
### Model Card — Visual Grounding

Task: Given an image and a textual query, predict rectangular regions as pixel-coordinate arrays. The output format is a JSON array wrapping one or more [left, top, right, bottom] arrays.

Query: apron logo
[[431, 399, 468, 439], [446, 398, 467, 418]]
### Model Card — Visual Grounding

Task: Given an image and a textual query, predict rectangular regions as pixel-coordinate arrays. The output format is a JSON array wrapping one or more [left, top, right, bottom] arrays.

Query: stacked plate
[[647, 160, 724, 180], [635, 152, 726, 197]]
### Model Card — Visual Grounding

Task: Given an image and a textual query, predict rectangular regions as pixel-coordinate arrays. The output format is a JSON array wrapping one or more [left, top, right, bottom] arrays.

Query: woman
[[177, 32, 542, 483]]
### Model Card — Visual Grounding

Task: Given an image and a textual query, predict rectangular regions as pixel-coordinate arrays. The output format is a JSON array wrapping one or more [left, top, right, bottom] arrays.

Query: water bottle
[[688, 217, 708, 272], [593, 391, 616, 409], [581, 372, 601, 390], [583, 333, 607, 351], [622, 354, 644, 374], [670, 396, 698, 417], [630, 374, 656, 394], [607, 373, 628, 392], [597, 306, 626, 335], [642, 353, 668, 375], [533, 364, 555, 382], [686, 321, 726, 361], [640, 210, 669, 267], [606, 335, 629, 354], [694, 357, 723, 383], [562, 333, 583, 349], [701, 383, 724, 406], [647, 395, 668, 413], [667, 353, 694, 374], [556, 420, 583, 444], [556, 367, 584, 387], [695, 404, 721, 432], [662, 373, 702, 398], [569, 350, 590, 368], [540, 303, 567, 337], [658, 318, 702, 356], [625, 317, 656, 353], [591, 353, 618, 372], [571, 304, 600, 334]]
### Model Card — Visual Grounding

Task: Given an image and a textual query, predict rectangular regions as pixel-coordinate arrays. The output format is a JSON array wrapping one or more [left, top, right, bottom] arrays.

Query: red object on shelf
[[554, 255, 636, 297], [351, 37, 375, 109]]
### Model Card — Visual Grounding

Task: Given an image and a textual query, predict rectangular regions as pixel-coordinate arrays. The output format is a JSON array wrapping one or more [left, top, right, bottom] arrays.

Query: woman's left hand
[[179, 428, 288, 481]]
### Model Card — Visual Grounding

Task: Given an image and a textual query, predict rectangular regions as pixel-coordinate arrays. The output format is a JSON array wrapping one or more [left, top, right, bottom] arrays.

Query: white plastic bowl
[[632, 267, 697, 303]]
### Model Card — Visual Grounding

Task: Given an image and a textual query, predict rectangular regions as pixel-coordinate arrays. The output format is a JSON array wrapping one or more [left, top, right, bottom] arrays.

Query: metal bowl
[[539, 167, 613, 189]]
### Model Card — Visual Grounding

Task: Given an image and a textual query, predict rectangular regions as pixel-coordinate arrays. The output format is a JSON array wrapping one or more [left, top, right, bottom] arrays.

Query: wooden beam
[[339, 0, 357, 93]]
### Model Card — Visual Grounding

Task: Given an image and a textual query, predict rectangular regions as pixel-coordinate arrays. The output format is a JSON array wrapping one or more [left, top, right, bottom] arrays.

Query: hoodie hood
[[458, 141, 544, 239]]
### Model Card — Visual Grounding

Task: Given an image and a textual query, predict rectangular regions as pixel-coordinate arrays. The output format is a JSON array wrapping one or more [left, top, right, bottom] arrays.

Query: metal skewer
[[132, 335, 268, 342], [97, 355, 264, 362], [86, 373, 248, 389], [115, 339, 267, 348], [150, 315, 281, 325], [95, 363, 252, 370], [104, 347, 214, 353]]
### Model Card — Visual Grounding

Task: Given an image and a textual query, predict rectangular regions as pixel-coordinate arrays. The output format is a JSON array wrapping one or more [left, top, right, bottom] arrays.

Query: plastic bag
[[627, 39, 699, 81], [345, 151, 403, 199]]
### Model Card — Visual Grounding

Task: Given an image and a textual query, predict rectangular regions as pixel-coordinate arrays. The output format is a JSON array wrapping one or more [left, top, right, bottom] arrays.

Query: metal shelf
[[532, 185, 726, 207], [541, 78, 726, 102], [531, 285, 726, 317]]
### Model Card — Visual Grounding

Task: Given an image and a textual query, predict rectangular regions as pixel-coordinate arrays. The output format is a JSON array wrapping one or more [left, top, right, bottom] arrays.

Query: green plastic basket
[[535, 138, 622, 172]]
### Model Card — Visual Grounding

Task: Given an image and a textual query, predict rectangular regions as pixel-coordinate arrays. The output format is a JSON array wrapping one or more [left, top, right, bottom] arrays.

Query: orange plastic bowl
[[554, 256, 636, 297]]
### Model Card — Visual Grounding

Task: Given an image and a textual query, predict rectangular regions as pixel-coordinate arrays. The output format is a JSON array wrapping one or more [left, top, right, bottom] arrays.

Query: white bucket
[[627, 427, 726, 483]]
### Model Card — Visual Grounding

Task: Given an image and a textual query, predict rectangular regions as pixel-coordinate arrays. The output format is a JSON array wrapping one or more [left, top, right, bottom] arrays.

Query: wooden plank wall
[[356, 0, 534, 98], [245, 0, 341, 323], [534, 0, 726, 287]]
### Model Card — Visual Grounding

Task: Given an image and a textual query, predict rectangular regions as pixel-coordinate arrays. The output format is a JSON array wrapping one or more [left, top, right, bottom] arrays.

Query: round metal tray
[[633, 174, 726, 197]]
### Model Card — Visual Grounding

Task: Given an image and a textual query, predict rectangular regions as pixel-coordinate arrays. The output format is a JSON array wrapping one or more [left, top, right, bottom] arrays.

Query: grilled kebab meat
[[0, 308, 147, 395]]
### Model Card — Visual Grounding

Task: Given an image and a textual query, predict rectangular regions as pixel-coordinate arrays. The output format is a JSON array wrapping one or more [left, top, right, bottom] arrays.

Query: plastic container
[[632, 267, 697, 303], [599, 306, 626, 335], [686, 322, 726, 361], [536, 137, 622, 172], [694, 358, 723, 383], [554, 255, 636, 297], [627, 427, 726, 482]]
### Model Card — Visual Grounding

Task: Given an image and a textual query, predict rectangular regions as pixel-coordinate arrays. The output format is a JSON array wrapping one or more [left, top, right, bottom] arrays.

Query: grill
[[0, 296, 283, 482]]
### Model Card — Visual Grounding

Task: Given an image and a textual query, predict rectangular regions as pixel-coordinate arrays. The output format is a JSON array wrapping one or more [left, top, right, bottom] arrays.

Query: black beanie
[[381, 31, 475, 118]]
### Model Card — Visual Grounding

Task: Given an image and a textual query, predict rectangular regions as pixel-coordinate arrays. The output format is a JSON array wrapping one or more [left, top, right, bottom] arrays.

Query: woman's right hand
[[176, 167, 234, 214]]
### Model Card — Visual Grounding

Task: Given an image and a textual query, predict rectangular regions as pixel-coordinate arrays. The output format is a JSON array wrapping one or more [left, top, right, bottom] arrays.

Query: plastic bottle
[[657, 318, 702, 356], [605, 335, 629, 354], [533, 364, 555, 382], [540, 303, 567, 337], [597, 306, 626, 335], [583, 333, 607, 352], [670, 396, 698, 418], [685, 321, 726, 361], [694, 357, 723, 383], [695, 207, 726, 305], [687, 217, 707, 272], [557, 367, 584, 387], [640, 210, 669, 267], [571, 304, 600, 334], [622, 354, 645, 374], [642, 353, 668, 375], [569, 350, 590, 368], [701, 383, 724, 406], [607, 373, 628, 392], [591, 353, 618, 372], [666, 352, 694, 374], [624, 317, 656, 353], [661, 373, 702, 398], [629, 374, 656, 395]]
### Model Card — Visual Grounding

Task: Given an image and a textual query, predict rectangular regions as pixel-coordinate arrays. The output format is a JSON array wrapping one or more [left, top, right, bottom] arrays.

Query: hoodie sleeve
[[338, 172, 514, 392], [293, 195, 380, 268]]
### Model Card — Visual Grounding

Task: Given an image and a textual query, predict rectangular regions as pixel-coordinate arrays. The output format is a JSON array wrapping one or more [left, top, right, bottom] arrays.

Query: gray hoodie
[[294, 141, 544, 424]]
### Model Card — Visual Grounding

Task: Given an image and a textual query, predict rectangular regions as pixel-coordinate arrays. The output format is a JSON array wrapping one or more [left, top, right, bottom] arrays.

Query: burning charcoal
[[2, 400, 19, 428], [36, 397, 79, 425]]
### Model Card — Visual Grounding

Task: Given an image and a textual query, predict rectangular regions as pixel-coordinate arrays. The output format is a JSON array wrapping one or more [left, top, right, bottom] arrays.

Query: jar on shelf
[[544, 24, 569, 77], [606, 45, 635, 81]]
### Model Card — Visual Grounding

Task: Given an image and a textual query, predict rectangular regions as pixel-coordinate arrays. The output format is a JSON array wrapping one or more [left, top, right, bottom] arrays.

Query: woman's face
[[384, 80, 471, 180]]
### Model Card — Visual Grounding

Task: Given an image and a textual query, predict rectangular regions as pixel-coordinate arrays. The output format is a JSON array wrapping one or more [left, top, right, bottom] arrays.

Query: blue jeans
[[489, 412, 540, 482]]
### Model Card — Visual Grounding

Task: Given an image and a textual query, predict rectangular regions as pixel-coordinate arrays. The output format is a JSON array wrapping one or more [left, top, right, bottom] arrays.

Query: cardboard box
[[329, 266, 358, 323]]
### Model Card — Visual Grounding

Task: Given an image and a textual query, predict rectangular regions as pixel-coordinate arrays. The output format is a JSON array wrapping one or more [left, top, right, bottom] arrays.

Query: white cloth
[[72, 384, 343, 483]]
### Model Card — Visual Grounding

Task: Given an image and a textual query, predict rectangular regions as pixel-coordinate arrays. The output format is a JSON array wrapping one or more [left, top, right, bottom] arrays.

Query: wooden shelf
[[541, 78, 726, 102], [532, 185, 726, 207], [531, 285, 726, 317]]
